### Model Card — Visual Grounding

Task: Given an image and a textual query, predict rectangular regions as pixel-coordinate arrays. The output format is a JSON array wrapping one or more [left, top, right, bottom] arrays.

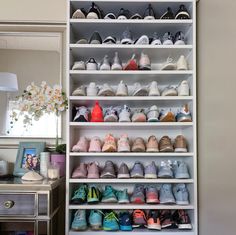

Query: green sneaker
[[101, 185, 118, 203], [116, 188, 130, 204], [71, 184, 88, 204], [103, 211, 119, 231], [87, 185, 101, 204]]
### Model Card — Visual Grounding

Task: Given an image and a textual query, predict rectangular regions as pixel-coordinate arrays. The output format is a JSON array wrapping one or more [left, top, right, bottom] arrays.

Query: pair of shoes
[[71, 162, 99, 179], [71, 58, 98, 71], [160, 5, 191, 19], [161, 55, 188, 70], [162, 80, 190, 96], [162, 31, 186, 45]]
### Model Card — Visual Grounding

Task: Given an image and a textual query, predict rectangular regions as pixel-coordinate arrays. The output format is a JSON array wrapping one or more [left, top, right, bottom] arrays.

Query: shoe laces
[[166, 57, 174, 63], [133, 210, 146, 220], [73, 185, 87, 198], [105, 212, 119, 222], [74, 210, 85, 221], [160, 136, 172, 146]]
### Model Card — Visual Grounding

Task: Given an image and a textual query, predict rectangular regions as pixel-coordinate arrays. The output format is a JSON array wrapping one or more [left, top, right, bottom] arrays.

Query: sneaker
[[146, 105, 159, 122], [159, 109, 175, 122], [173, 184, 189, 205], [86, 58, 98, 70], [103, 36, 116, 44], [103, 211, 119, 231], [111, 52, 123, 70], [116, 80, 128, 96], [132, 210, 147, 227], [76, 38, 88, 44], [146, 185, 159, 204], [150, 32, 162, 45], [73, 106, 90, 122], [147, 210, 161, 230], [173, 161, 190, 179], [104, 13, 116, 20], [118, 105, 131, 122], [89, 210, 103, 230], [132, 82, 148, 96], [71, 184, 88, 204], [119, 212, 132, 231], [135, 35, 149, 45], [174, 31, 186, 45], [118, 162, 130, 179], [146, 136, 159, 152], [87, 162, 100, 179], [100, 55, 111, 70], [161, 86, 178, 96], [131, 137, 146, 152], [159, 136, 174, 152], [117, 8, 130, 20], [116, 189, 130, 204], [175, 4, 190, 19], [124, 54, 138, 70], [87, 82, 98, 96], [118, 134, 130, 152], [104, 107, 118, 122], [139, 52, 151, 70], [72, 86, 86, 96], [72, 163, 87, 178], [160, 210, 177, 229], [130, 184, 145, 204], [121, 28, 133, 44], [87, 2, 102, 19], [102, 185, 118, 203], [172, 210, 192, 230], [177, 55, 188, 70], [177, 80, 190, 96], [98, 83, 115, 96], [102, 134, 117, 152], [87, 185, 101, 204], [89, 136, 102, 152], [158, 160, 173, 178], [91, 101, 103, 122], [143, 4, 156, 20], [159, 184, 175, 204], [72, 137, 89, 152], [160, 7, 174, 19], [130, 13, 142, 20], [72, 8, 87, 19], [89, 31, 102, 44], [100, 160, 116, 178], [72, 61, 86, 70], [161, 57, 176, 70], [71, 210, 87, 231], [131, 109, 147, 122], [130, 161, 144, 178], [162, 32, 174, 45], [174, 135, 188, 152], [149, 81, 160, 96], [176, 104, 192, 122]]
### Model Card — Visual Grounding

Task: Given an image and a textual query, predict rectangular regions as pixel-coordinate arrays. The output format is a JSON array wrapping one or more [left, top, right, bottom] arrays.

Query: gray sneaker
[[130, 184, 145, 204], [118, 163, 130, 178], [173, 184, 189, 205], [130, 161, 144, 178], [100, 161, 116, 178], [144, 161, 157, 179], [173, 161, 190, 179], [158, 160, 173, 178], [159, 184, 175, 204]]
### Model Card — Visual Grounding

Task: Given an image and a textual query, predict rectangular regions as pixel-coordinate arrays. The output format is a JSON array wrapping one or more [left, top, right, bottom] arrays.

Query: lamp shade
[[0, 72, 18, 92]]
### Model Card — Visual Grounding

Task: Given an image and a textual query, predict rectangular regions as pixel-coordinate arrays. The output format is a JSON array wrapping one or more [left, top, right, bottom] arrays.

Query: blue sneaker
[[130, 161, 144, 178], [103, 211, 119, 231], [116, 189, 129, 204], [159, 184, 175, 204], [71, 210, 87, 231], [176, 104, 192, 122], [173, 184, 189, 205], [70, 184, 87, 204], [130, 184, 145, 204], [119, 212, 132, 231], [173, 161, 190, 179], [101, 185, 118, 203], [89, 210, 103, 230], [145, 161, 157, 179], [158, 160, 173, 178]]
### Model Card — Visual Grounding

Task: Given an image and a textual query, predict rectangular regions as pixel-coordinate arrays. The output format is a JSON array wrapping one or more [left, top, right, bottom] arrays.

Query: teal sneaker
[[70, 184, 87, 204], [89, 210, 103, 230], [101, 185, 118, 203], [116, 189, 129, 204], [87, 185, 101, 204], [71, 210, 87, 231], [103, 211, 119, 231]]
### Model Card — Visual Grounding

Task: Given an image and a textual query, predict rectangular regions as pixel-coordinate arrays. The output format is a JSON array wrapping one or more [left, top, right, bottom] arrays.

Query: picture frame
[[13, 142, 46, 177]]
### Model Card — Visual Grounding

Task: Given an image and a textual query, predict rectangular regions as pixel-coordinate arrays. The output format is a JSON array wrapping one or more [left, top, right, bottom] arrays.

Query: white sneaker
[[98, 83, 115, 96], [135, 35, 149, 45], [146, 105, 159, 122], [149, 81, 160, 96], [139, 52, 151, 70], [132, 82, 148, 96], [161, 86, 178, 96], [178, 80, 190, 96], [72, 86, 86, 96], [87, 82, 98, 96], [116, 80, 128, 96], [161, 57, 176, 70], [176, 55, 188, 70], [111, 52, 123, 70], [119, 105, 131, 122], [100, 55, 111, 70], [86, 58, 98, 70], [72, 61, 86, 70]]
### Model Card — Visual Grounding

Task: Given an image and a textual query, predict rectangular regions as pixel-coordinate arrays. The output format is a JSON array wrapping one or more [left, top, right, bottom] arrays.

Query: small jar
[[47, 163, 60, 180], [40, 152, 51, 178]]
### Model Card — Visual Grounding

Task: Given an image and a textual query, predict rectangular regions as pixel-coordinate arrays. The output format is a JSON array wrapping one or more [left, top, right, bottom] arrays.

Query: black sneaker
[[143, 4, 156, 20], [87, 2, 102, 19], [174, 31, 185, 45], [103, 36, 117, 44], [104, 12, 116, 20], [160, 7, 174, 19], [117, 8, 130, 20], [175, 5, 190, 19], [160, 210, 177, 229], [72, 8, 87, 19], [172, 210, 192, 230], [89, 31, 102, 44], [130, 13, 142, 20]]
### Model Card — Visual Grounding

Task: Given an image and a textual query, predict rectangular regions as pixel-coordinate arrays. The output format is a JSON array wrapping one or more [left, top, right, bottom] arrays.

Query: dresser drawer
[[0, 193, 36, 217]]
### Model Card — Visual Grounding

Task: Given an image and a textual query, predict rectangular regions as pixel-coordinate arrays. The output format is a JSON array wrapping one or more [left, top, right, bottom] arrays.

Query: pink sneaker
[[72, 163, 87, 178], [118, 134, 130, 152], [89, 136, 102, 152], [72, 137, 89, 152], [87, 162, 100, 178], [132, 109, 147, 122], [102, 134, 117, 152]]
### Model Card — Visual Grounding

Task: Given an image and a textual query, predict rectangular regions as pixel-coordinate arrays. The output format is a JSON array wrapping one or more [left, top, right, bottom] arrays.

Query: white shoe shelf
[[66, 0, 197, 234]]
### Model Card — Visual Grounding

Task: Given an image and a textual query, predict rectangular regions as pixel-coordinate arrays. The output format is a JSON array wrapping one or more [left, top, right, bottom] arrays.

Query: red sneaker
[[91, 101, 104, 122], [124, 54, 138, 70]]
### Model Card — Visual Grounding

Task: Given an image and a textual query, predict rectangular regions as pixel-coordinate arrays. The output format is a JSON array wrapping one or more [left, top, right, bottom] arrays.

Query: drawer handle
[[4, 200, 14, 209]]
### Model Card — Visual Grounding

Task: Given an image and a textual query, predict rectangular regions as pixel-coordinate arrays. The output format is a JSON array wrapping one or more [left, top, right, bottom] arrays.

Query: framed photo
[[13, 142, 46, 176]]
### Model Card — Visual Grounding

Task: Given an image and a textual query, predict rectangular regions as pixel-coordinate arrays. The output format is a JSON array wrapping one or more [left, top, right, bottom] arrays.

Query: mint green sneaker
[[71, 210, 87, 231], [116, 189, 130, 204], [103, 211, 119, 231], [101, 185, 118, 203], [89, 210, 103, 230], [87, 185, 101, 204]]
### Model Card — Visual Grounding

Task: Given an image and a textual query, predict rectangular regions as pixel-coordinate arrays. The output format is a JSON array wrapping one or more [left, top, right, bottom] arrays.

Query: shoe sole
[[131, 198, 145, 204], [91, 225, 102, 231], [139, 65, 151, 70], [174, 148, 187, 152], [160, 200, 175, 204], [159, 147, 174, 152], [131, 174, 144, 178], [101, 198, 118, 203], [175, 173, 189, 179], [118, 199, 130, 204], [103, 227, 119, 231], [117, 174, 130, 179], [145, 174, 157, 179], [120, 225, 133, 231], [176, 200, 189, 205], [98, 90, 115, 96], [87, 199, 99, 204], [161, 64, 176, 70], [71, 226, 87, 231], [111, 64, 123, 70], [146, 148, 159, 152], [178, 224, 192, 230], [146, 198, 160, 204], [147, 224, 161, 230], [100, 173, 116, 178]]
